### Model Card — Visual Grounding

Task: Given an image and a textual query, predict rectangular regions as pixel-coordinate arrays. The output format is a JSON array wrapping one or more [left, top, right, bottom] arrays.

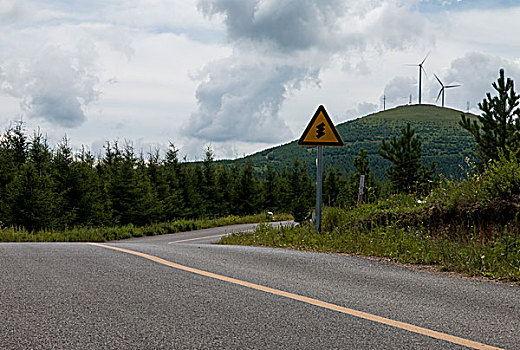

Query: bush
[[481, 151, 520, 200]]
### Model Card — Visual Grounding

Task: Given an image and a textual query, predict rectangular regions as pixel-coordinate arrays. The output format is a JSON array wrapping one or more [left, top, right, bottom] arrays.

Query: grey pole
[[418, 68, 422, 104], [316, 146, 323, 233]]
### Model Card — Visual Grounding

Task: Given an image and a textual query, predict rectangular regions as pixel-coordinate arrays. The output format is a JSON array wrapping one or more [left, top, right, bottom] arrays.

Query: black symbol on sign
[[316, 122, 326, 138]]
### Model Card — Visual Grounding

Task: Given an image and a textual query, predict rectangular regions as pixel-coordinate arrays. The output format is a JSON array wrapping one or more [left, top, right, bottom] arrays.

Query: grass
[[221, 156, 520, 284], [221, 216, 520, 282], [0, 213, 293, 243]]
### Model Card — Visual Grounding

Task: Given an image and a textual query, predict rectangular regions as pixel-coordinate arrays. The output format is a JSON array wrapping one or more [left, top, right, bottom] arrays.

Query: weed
[[0, 213, 293, 243]]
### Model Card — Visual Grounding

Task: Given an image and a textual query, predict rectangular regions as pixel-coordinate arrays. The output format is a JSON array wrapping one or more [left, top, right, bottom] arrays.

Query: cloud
[[187, 0, 427, 146], [197, 0, 350, 52], [197, 0, 426, 53], [342, 101, 379, 120], [184, 55, 318, 143], [0, 0, 27, 22], [427, 52, 520, 109], [383, 76, 417, 105], [0, 45, 100, 127]]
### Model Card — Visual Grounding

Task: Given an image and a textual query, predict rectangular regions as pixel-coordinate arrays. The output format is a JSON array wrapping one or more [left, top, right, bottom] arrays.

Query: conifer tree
[[202, 146, 217, 215], [460, 69, 520, 165], [146, 148, 167, 221], [228, 165, 242, 214], [0, 123, 28, 224], [323, 167, 340, 206], [73, 146, 106, 226], [379, 124, 435, 194], [288, 160, 313, 222], [163, 143, 184, 219], [215, 166, 233, 217], [52, 137, 77, 227], [104, 141, 137, 224], [132, 153, 160, 225], [6, 132, 56, 230], [236, 161, 258, 215], [189, 163, 205, 217], [262, 165, 279, 211]]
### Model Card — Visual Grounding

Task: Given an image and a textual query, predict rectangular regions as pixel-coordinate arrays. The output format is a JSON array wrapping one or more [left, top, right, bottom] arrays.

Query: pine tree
[[288, 160, 313, 222], [228, 165, 242, 214], [103, 141, 136, 225], [163, 143, 184, 219], [323, 167, 340, 206], [460, 69, 520, 165], [202, 146, 217, 215], [215, 166, 233, 217], [262, 165, 279, 211], [73, 146, 106, 226], [236, 161, 258, 215], [6, 132, 56, 230], [188, 163, 205, 217], [132, 153, 160, 225], [52, 137, 77, 227], [0, 123, 28, 224], [146, 148, 167, 221], [379, 124, 435, 194]]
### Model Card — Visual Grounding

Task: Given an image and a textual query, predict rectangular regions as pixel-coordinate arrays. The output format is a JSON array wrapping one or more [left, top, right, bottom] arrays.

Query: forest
[[0, 124, 317, 232]]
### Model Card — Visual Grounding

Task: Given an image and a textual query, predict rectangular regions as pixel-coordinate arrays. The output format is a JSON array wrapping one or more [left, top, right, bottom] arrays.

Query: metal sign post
[[316, 146, 323, 233], [297, 105, 344, 234], [357, 175, 365, 207]]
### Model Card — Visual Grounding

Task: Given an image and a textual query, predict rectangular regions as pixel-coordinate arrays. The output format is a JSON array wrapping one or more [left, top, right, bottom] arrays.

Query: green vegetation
[[221, 159, 520, 281], [0, 213, 292, 242], [225, 104, 476, 181], [0, 126, 309, 234], [221, 70, 520, 282], [460, 68, 520, 166], [379, 123, 435, 194], [2, 68, 518, 286]]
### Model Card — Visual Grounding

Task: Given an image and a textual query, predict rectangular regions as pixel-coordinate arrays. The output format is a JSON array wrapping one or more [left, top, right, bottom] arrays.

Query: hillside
[[225, 104, 477, 180]]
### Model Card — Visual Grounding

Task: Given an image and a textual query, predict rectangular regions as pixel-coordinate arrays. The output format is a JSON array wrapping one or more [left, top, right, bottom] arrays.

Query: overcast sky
[[1, 0, 519, 160]]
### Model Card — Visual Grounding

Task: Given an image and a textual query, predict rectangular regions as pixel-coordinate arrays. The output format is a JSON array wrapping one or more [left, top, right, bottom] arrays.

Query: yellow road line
[[88, 242, 503, 350], [167, 233, 230, 244]]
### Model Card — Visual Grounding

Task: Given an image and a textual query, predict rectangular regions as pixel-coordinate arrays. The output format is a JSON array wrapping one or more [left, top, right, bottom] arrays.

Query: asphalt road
[[1, 222, 519, 349]]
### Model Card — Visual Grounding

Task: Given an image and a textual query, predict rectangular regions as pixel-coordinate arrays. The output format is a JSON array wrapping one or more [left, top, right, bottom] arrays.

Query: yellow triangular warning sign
[[298, 105, 344, 147]]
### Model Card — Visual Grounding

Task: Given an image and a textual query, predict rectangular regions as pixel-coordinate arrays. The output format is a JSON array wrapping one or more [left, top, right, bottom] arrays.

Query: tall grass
[[221, 217, 520, 281], [221, 156, 520, 282], [0, 213, 292, 243]]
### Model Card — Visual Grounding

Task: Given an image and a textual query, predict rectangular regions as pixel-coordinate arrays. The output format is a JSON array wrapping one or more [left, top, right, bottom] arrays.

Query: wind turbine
[[434, 74, 461, 107], [407, 53, 429, 104]]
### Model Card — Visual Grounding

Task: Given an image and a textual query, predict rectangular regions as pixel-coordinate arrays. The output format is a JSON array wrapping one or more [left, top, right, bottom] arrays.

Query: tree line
[[0, 128, 316, 231]]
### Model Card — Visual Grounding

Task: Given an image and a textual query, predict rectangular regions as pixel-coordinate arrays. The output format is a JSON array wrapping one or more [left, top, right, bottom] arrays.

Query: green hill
[[225, 104, 477, 180]]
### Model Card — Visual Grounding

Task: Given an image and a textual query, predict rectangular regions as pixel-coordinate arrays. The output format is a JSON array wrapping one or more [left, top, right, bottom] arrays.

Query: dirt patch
[[365, 195, 520, 241]]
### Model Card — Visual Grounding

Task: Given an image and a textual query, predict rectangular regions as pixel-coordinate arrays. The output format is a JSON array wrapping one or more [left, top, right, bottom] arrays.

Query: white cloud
[[0, 45, 100, 127], [0, 0, 27, 22], [1, 0, 520, 160], [342, 102, 380, 120], [425, 52, 520, 110], [383, 76, 417, 105], [186, 0, 427, 150]]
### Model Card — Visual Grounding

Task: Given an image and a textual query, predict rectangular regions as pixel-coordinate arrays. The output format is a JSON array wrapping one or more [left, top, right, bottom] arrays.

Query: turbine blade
[[420, 52, 430, 65], [421, 66, 428, 79], [434, 73, 443, 86], [436, 88, 443, 103], [445, 84, 461, 88]]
